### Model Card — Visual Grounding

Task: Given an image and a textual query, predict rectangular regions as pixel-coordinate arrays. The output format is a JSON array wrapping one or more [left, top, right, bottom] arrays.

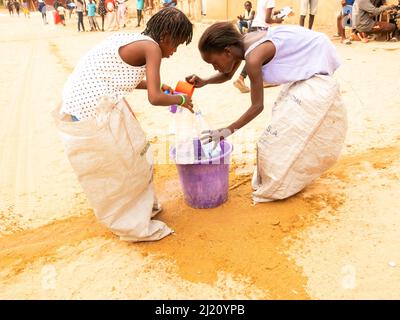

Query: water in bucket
[[194, 110, 222, 159]]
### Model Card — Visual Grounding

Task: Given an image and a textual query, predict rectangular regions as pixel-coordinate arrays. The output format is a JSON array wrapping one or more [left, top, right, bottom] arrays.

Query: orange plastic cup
[[175, 81, 195, 97]]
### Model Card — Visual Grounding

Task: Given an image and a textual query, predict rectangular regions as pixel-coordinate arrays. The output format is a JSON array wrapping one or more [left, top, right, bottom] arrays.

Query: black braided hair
[[142, 7, 193, 47]]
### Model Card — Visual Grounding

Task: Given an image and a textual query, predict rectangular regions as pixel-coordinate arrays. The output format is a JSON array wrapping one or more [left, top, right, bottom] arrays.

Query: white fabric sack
[[252, 75, 347, 202], [53, 97, 173, 241]]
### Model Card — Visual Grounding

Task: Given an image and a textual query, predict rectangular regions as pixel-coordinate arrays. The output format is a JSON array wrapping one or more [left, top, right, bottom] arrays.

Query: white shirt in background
[[251, 0, 276, 28]]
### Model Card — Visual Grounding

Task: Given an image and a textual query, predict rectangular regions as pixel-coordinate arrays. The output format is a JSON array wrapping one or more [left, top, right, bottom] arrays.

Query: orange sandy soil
[[0, 10, 399, 299]]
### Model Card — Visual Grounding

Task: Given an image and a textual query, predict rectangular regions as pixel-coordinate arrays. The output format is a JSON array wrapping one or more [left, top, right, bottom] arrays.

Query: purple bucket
[[170, 140, 233, 209]]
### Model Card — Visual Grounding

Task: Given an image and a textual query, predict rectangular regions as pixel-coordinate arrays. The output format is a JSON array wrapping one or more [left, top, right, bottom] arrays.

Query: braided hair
[[142, 7, 193, 47]]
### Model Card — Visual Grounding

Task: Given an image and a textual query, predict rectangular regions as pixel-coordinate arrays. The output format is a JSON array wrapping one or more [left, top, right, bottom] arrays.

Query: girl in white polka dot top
[[55, 8, 194, 242], [61, 7, 193, 120]]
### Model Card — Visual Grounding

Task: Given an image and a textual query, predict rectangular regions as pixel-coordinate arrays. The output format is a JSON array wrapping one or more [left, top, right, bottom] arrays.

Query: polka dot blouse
[[61, 33, 155, 120]]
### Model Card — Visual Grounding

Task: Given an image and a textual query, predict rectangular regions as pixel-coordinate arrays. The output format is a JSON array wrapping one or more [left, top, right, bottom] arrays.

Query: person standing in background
[[22, 1, 31, 18], [97, 0, 107, 31], [87, 0, 100, 30], [14, 0, 21, 16], [105, 0, 119, 31], [38, 0, 47, 24], [337, 0, 354, 44], [144, 0, 153, 10], [53, 0, 60, 10], [117, 0, 127, 28], [57, 4, 67, 25], [76, 0, 86, 31], [136, 0, 144, 27], [66, 0, 76, 19], [7, 0, 15, 16], [299, 0, 319, 29]]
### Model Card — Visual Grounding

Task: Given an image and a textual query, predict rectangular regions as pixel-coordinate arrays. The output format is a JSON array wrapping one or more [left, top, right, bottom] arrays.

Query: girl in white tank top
[[186, 22, 346, 203], [187, 22, 341, 139]]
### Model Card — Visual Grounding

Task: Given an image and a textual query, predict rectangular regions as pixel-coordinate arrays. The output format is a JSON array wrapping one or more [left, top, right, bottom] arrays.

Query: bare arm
[[227, 41, 276, 133], [119, 41, 192, 110], [204, 60, 242, 85], [186, 60, 242, 88]]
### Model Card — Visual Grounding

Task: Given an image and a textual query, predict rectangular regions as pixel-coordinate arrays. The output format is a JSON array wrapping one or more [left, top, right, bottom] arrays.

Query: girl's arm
[[202, 41, 276, 145], [136, 80, 174, 93], [227, 41, 276, 133], [225, 63, 264, 134], [186, 60, 242, 88], [119, 41, 193, 111]]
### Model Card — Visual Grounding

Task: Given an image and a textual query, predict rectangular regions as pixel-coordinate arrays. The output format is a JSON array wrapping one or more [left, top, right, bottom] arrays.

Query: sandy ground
[[0, 10, 399, 299]]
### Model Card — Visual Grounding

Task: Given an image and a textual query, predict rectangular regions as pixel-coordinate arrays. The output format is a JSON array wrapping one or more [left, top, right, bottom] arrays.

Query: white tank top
[[243, 9, 252, 20], [245, 26, 341, 85], [61, 33, 155, 119]]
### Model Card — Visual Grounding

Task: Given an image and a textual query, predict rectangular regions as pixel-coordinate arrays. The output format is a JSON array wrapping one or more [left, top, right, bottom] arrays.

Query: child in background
[[22, 1, 30, 18], [105, 0, 119, 31], [7, 0, 14, 16], [55, 8, 193, 242], [66, 0, 75, 19], [299, 0, 319, 29], [337, 0, 354, 44], [38, 0, 47, 24], [76, 0, 86, 31], [234, 0, 282, 93], [237, 1, 255, 34], [117, 0, 127, 28], [14, 0, 20, 16], [97, 0, 107, 31], [136, 0, 144, 27], [87, 0, 100, 31], [144, 0, 154, 10], [57, 5, 67, 26]]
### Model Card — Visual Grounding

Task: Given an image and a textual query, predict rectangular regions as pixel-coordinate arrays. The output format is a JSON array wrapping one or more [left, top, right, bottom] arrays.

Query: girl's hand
[[161, 83, 174, 93], [185, 74, 207, 88], [200, 128, 232, 150], [179, 94, 194, 113]]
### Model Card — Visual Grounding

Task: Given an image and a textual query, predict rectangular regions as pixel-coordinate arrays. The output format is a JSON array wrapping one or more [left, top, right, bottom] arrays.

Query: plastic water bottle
[[165, 90, 178, 135], [175, 106, 195, 164], [194, 110, 222, 159]]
